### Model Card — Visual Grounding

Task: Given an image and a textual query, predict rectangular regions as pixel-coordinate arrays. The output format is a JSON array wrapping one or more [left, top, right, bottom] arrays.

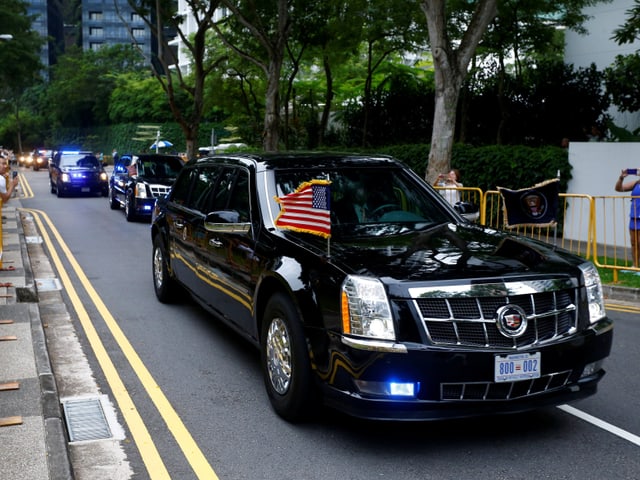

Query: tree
[[46, 45, 144, 128], [612, 0, 640, 45], [126, 0, 225, 159], [606, 1, 640, 117], [0, 0, 45, 151], [420, 0, 498, 184], [213, 0, 294, 151]]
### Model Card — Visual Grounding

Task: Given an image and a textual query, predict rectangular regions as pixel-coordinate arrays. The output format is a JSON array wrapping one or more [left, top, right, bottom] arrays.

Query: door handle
[[209, 238, 223, 248], [175, 220, 185, 229]]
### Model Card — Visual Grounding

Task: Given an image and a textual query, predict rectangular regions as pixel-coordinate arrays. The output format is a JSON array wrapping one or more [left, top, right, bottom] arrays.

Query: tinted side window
[[170, 169, 196, 206], [190, 167, 223, 213], [227, 169, 250, 222]]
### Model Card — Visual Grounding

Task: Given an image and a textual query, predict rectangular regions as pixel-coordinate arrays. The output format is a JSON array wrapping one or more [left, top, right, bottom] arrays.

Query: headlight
[[100, 172, 108, 181], [135, 182, 148, 198], [61, 173, 70, 183], [341, 275, 395, 340], [579, 261, 606, 323]]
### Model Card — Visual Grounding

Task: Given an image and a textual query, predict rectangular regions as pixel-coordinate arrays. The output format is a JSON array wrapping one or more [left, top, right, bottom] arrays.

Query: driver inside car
[[333, 173, 397, 224]]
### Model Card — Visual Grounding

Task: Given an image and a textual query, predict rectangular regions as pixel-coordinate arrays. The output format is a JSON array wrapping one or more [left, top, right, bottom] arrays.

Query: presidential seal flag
[[275, 179, 331, 238], [497, 178, 560, 228]]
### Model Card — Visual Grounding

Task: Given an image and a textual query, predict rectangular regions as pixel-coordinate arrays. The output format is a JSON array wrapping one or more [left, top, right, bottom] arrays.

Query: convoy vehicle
[[151, 153, 613, 422], [49, 150, 108, 197], [109, 153, 184, 221]]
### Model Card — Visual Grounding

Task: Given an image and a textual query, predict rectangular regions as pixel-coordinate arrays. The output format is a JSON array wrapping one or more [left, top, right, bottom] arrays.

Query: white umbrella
[[150, 140, 173, 150]]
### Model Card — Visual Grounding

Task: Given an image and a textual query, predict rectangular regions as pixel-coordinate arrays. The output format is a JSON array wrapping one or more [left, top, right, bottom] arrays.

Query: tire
[[50, 177, 55, 194], [56, 182, 65, 198], [109, 187, 119, 210], [125, 192, 136, 221], [152, 233, 178, 303], [261, 293, 318, 422]]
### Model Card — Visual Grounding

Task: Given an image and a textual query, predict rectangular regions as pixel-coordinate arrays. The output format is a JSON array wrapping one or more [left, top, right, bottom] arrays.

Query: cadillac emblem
[[495, 304, 528, 338]]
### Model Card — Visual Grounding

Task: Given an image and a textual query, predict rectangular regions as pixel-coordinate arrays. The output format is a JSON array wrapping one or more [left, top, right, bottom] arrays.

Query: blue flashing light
[[389, 382, 415, 397]]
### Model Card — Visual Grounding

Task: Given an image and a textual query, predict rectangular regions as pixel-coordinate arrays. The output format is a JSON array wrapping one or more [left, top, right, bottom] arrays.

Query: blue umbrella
[[150, 140, 173, 149]]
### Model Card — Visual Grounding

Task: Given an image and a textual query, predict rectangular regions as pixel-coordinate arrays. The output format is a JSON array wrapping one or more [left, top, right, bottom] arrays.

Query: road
[[18, 166, 640, 480]]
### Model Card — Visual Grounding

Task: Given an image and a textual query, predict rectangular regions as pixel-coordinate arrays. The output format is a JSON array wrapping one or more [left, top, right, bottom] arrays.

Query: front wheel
[[261, 293, 318, 422], [125, 192, 136, 221], [152, 234, 178, 303], [109, 187, 119, 210]]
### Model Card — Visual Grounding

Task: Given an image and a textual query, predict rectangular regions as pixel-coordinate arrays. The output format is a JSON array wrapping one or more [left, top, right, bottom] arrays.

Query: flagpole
[[327, 173, 331, 258], [553, 170, 560, 249]]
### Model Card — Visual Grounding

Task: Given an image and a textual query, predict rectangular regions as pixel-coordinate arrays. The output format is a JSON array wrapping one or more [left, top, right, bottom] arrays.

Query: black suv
[[49, 151, 109, 197], [150, 153, 613, 422], [109, 153, 184, 221]]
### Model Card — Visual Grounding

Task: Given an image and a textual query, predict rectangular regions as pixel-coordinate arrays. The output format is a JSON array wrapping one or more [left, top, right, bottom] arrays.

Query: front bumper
[[133, 198, 156, 216], [318, 318, 613, 421]]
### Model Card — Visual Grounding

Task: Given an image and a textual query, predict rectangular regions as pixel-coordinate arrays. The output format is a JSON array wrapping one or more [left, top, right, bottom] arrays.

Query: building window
[[89, 27, 104, 37], [131, 28, 146, 39], [90, 42, 103, 51], [131, 13, 142, 22], [89, 11, 103, 21]]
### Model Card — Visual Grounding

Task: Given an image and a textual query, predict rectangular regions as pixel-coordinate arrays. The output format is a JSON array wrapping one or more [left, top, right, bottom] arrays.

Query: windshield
[[137, 156, 183, 178], [59, 154, 100, 168], [273, 166, 452, 237]]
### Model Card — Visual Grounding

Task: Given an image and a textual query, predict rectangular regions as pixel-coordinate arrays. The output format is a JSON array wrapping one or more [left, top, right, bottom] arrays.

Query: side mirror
[[454, 201, 480, 223], [204, 211, 251, 234]]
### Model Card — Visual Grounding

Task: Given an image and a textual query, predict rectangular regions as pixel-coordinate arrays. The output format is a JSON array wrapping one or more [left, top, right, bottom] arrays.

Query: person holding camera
[[434, 169, 463, 206], [615, 168, 640, 268], [0, 155, 19, 270]]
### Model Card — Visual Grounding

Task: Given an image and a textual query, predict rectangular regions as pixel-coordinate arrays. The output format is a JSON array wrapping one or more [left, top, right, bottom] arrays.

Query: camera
[[11, 171, 17, 178], [627, 168, 639, 175]]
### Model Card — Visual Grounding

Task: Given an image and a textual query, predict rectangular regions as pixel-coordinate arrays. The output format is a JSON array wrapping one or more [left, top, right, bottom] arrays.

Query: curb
[[603, 284, 640, 304], [16, 207, 74, 480]]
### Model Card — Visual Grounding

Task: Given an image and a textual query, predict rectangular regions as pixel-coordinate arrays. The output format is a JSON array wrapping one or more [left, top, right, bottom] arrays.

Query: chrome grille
[[441, 370, 572, 401], [410, 280, 578, 349], [149, 184, 172, 198]]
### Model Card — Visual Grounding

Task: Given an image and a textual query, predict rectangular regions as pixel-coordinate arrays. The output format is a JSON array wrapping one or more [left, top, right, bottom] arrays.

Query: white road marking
[[558, 404, 640, 447]]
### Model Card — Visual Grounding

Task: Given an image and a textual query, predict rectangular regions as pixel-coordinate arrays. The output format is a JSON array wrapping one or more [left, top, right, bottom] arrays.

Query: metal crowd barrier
[[435, 187, 640, 282], [435, 186, 640, 281]]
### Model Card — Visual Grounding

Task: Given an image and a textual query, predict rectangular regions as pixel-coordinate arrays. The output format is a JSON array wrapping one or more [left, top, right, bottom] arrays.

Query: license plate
[[494, 352, 541, 383], [81, 187, 90, 192]]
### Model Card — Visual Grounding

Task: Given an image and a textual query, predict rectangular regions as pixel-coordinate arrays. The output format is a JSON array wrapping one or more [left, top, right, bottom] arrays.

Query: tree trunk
[[263, 59, 283, 152], [427, 60, 461, 184], [421, 0, 498, 183], [319, 53, 333, 147]]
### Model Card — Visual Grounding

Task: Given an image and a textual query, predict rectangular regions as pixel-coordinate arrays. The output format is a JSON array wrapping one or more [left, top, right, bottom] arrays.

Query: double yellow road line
[[24, 205, 219, 479]]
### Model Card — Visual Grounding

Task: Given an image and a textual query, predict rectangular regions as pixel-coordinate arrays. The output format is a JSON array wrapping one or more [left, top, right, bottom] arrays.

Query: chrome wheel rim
[[266, 317, 292, 395], [153, 247, 164, 290]]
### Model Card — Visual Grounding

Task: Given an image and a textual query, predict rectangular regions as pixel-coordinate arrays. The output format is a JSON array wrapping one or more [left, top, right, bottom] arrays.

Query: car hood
[[137, 175, 177, 185], [60, 166, 103, 172], [285, 223, 581, 284]]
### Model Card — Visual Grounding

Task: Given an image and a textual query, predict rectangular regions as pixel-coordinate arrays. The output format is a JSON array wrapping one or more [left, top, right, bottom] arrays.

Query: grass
[[595, 256, 640, 288]]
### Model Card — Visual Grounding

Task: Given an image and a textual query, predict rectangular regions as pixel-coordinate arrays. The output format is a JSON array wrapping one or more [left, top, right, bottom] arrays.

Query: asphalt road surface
[[18, 166, 640, 480]]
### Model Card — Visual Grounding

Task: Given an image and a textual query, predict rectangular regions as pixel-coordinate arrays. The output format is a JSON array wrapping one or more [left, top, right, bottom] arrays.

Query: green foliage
[[378, 143, 571, 193], [46, 45, 147, 128], [108, 73, 175, 123], [604, 53, 640, 113]]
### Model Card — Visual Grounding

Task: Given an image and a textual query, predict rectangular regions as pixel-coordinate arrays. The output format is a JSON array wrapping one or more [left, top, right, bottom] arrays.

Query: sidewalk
[[0, 201, 73, 480], [0, 193, 636, 480]]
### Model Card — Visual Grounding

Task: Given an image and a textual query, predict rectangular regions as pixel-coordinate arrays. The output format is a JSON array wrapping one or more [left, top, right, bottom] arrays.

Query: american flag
[[275, 179, 331, 238]]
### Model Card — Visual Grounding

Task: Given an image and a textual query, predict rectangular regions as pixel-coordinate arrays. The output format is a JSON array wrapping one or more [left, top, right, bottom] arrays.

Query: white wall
[[566, 142, 640, 247]]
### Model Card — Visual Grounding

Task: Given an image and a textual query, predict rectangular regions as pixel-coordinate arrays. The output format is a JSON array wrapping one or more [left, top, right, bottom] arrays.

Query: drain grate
[[62, 396, 113, 442]]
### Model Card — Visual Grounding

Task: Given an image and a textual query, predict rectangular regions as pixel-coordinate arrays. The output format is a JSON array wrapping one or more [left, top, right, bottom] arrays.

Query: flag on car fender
[[275, 179, 331, 238], [497, 178, 559, 228]]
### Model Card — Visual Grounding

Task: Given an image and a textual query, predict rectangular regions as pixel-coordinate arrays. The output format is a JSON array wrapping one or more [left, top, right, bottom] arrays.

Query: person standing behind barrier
[[0, 156, 19, 270], [615, 168, 640, 267], [434, 169, 462, 206]]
